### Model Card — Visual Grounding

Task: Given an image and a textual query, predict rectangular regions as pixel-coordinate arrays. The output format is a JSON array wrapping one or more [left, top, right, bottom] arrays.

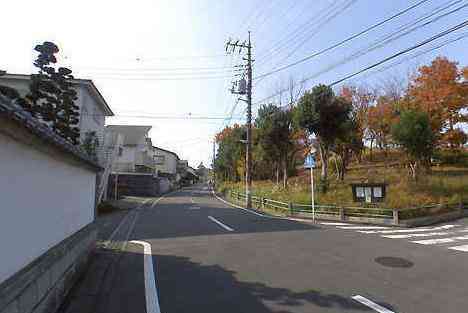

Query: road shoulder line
[[352, 295, 396, 313], [211, 189, 282, 219], [130, 240, 162, 313], [208, 215, 234, 231]]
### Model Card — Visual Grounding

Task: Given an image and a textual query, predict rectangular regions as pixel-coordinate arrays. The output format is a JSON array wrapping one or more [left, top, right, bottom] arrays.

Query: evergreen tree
[[25, 42, 80, 144]]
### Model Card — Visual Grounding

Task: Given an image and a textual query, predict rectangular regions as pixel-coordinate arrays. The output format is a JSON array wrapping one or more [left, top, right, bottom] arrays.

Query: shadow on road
[[153, 253, 382, 313]]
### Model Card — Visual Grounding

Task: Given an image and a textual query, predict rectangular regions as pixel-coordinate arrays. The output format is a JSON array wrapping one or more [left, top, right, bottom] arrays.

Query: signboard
[[304, 154, 316, 169], [351, 183, 387, 203]]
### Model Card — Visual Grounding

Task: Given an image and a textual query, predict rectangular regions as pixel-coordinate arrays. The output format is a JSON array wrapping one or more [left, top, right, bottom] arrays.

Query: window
[[154, 155, 165, 165]]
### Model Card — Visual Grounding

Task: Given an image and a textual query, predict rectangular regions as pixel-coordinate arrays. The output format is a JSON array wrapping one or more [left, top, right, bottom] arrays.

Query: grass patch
[[217, 164, 468, 210]]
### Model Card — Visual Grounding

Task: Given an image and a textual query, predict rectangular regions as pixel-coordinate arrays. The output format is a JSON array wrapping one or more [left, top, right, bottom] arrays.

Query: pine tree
[[25, 42, 80, 144]]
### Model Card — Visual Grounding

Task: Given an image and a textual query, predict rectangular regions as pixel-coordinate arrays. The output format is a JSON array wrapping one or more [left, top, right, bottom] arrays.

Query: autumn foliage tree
[[339, 85, 375, 162], [408, 56, 468, 148]]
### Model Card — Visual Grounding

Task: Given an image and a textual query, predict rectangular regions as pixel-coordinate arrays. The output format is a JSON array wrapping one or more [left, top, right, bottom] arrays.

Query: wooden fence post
[[288, 202, 293, 215], [393, 209, 399, 225], [261, 197, 265, 210], [339, 207, 345, 221]]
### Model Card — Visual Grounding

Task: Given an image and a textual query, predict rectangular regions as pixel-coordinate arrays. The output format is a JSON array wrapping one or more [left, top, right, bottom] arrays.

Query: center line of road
[[352, 295, 396, 313], [130, 240, 161, 313], [208, 215, 234, 232]]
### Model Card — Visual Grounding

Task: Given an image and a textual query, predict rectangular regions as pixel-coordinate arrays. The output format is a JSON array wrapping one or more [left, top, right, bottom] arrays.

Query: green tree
[[392, 110, 435, 180], [294, 84, 351, 191], [215, 124, 245, 182], [25, 42, 80, 144], [255, 104, 294, 188]]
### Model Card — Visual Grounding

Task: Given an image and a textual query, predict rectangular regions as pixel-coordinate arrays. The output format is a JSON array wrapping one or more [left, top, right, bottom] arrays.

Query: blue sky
[[1, 0, 467, 167]]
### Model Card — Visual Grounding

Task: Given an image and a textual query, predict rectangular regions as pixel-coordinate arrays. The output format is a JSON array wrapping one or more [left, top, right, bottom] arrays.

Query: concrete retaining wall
[[107, 174, 159, 198], [0, 224, 96, 313]]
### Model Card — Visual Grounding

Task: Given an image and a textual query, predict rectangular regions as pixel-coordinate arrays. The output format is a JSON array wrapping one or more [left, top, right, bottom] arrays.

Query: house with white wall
[[0, 95, 101, 313], [105, 125, 159, 197], [0, 73, 114, 163], [105, 125, 155, 173], [0, 73, 117, 204], [152, 146, 181, 192]]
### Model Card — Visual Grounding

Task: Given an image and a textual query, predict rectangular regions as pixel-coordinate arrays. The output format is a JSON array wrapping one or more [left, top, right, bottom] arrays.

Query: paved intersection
[[62, 184, 468, 313], [320, 220, 468, 253]]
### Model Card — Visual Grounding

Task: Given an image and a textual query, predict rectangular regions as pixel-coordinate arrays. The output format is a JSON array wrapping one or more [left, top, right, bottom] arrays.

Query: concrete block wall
[[0, 224, 96, 313], [107, 174, 159, 198]]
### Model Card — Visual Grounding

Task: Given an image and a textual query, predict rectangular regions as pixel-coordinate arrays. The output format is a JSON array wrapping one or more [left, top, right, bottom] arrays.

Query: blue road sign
[[304, 154, 316, 169]]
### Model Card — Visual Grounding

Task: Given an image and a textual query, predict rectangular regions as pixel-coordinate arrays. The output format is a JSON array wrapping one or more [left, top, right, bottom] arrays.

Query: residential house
[[177, 160, 198, 186], [105, 125, 159, 197], [0, 95, 100, 313], [0, 74, 114, 157], [153, 146, 181, 192], [0, 73, 116, 203]]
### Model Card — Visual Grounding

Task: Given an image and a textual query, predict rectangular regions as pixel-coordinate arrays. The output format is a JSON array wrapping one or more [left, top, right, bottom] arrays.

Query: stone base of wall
[[0, 224, 97, 313], [107, 174, 159, 198]]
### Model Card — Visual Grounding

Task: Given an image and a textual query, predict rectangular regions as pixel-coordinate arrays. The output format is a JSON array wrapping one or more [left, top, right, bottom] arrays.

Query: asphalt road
[[67, 184, 468, 313]]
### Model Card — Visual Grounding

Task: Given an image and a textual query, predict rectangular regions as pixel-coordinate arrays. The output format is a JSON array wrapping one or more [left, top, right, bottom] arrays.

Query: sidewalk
[[58, 197, 149, 313]]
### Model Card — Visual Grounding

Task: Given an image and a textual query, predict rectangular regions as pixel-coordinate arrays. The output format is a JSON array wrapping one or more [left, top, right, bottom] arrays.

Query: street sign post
[[304, 153, 316, 222]]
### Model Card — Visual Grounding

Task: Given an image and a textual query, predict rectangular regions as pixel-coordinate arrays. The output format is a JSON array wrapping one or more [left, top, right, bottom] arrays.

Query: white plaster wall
[[0, 133, 96, 284], [153, 149, 177, 175], [112, 146, 136, 172], [78, 86, 106, 145]]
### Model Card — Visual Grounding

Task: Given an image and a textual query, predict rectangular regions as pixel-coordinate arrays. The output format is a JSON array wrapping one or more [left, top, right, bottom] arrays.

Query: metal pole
[[114, 173, 118, 201], [245, 31, 253, 209], [311, 167, 315, 222]]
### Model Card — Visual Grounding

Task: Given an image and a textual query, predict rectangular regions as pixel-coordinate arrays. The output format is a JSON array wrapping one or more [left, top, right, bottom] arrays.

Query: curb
[[211, 189, 317, 224]]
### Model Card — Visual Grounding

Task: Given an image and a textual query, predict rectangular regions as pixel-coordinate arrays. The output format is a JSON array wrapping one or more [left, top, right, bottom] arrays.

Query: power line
[[85, 113, 244, 120], [83, 75, 233, 81], [255, 0, 342, 62], [296, 0, 467, 85], [277, 0, 358, 63], [329, 19, 468, 86], [254, 19, 468, 104], [254, 0, 432, 80], [350, 31, 468, 82]]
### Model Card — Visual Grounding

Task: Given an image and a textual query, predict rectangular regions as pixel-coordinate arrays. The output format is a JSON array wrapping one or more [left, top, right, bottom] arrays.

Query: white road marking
[[359, 224, 459, 234], [130, 241, 161, 313], [382, 232, 450, 239], [382, 228, 468, 239], [212, 190, 281, 219], [449, 244, 468, 252], [352, 295, 396, 313], [338, 226, 390, 230], [320, 222, 350, 226], [106, 199, 151, 244], [412, 235, 468, 245], [188, 206, 200, 210], [208, 215, 234, 232]]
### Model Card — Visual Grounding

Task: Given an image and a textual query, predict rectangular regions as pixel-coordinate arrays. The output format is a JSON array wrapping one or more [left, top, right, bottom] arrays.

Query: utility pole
[[225, 31, 253, 209], [212, 139, 216, 187]]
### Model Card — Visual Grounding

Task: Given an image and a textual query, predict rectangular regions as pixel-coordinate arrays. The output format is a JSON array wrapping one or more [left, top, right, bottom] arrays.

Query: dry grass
[[218, 163, 468, 209]]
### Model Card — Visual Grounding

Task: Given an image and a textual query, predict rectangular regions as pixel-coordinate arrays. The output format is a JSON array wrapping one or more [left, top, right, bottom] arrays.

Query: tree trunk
[[318, 143, 328, 192], [276, 163, 279, 185], [333, 156, 340, 179], [319, 145, 328, 181], [283, 158, 288, 189], [369, 139, 374, 161]]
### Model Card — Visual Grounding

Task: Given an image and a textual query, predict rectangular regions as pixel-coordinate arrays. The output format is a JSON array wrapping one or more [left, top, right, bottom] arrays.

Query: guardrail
[[228, 190, 466, 226]]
